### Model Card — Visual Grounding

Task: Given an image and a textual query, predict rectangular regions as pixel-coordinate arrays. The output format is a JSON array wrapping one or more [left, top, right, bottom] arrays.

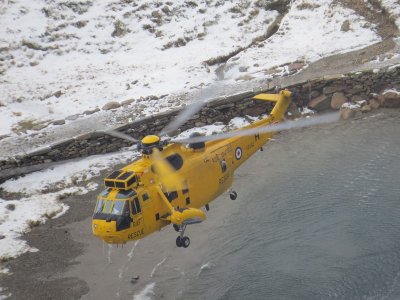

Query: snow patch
[[342, 102, 361, 109], [383, 89, 400, 95]]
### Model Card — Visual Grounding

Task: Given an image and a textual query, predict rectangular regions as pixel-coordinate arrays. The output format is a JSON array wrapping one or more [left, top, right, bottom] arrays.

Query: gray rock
[[6, 203, 15, 211], [53, 90, 62, 98], [83, 108, 100, 115], [122, 98, 135, 106], [239, 66, 248, 72], [351, 95, 364, 102], [361, 104, 371, 112], [369, 99, 380, 109], [323, 85, 344, 94], [309, 95, 331, 111], [65, 114, 80, 121], [340, 108, 355, 120], [52, 119, 66, 126], [331, 92, 348, 110], [347, 84, 364, 94], [341, 20, 350, 32], [382, 91, 400, 108], [309, 90, 320, 99], [195, 122, 206, 127], [102, 101, 121, 110]]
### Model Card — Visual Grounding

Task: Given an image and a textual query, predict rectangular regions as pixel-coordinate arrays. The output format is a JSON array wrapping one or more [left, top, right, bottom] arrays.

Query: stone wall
[[1, 65, 399, 182]]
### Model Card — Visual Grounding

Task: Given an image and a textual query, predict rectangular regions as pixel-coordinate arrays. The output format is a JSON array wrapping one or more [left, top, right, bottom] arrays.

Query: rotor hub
[[141, 135, 161, 155]]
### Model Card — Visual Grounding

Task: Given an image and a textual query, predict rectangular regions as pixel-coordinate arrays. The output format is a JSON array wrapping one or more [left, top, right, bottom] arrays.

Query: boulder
[[243, 106, 266, 117], [286, 102, 302, 119], [382, 90, 400, 107], [323, 85, 344, 95], [341, 20, 350, 32], [340, 103, 360, 120], [65, 114, 80, 121], [331, 92, 348, 109], [309, 90, 320, 99], [52, 119, 66, 126], [309, 95, 331, 111], [122, 98, 135, 106], [340, 108, 355, 120], [102, 101, 121, 110], [83, 108, 100, 115], [369, 98, 380, 109], [361, 104, 371, 113]]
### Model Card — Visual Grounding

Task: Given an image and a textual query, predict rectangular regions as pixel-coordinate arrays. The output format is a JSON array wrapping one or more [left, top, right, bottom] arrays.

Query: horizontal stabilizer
[[253, 94, 279, 102]]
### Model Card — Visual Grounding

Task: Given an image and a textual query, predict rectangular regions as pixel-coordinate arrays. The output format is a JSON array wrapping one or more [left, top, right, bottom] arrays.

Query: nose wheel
[[175, 224, 190, 248], [229, 189, 237, 200]]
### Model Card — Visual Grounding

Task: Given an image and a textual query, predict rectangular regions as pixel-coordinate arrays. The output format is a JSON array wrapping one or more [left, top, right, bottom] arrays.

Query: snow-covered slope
[[0, 0, 278, 135], [0, 0, 381, 137], [223, 0, 381, 80]]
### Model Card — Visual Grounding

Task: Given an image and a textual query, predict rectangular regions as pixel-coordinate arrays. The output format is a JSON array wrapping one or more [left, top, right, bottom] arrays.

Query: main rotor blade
[[101, 130, 139, 143], [159, 84, 222, 136], [171, 112, 341, 144]]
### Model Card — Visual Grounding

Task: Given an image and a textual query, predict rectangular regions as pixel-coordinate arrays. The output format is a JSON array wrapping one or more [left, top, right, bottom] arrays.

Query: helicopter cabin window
[[220, 159, 227, 172], [111, 200, 125, 215], [102, 200, 113, 214], [131, 197, 142, 215], [99, 189, 111, 198], [166, 154, 184, 170], [95, 199, 104, 213], [164, 191, 178, 202], [142, 193, 149, 201]]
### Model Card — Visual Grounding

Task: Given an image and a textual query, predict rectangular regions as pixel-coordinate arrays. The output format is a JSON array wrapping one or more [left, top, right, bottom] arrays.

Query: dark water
[[162, 111, 400, 300]]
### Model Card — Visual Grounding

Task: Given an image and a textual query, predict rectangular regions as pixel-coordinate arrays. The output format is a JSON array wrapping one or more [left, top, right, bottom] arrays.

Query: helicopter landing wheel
[[229, 191, 237, 200], [173, 224, 180, 232], [181, 236, 190, 248], [176, 224, 190, 248], [176, 236, 183, 247]]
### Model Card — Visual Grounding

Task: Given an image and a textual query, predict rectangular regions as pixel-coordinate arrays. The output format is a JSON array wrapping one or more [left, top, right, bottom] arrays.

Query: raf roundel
[[235, 147, 242, 160]]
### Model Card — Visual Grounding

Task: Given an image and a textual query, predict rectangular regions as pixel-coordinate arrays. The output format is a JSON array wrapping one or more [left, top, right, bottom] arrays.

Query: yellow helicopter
[[92, 90, 338, 248]]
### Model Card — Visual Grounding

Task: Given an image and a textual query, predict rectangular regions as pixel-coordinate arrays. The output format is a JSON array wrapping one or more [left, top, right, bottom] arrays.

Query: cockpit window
[[111, 200, 125, 215], [99, 189, 110, 198], [102, 200, 113, 214], [95, 199, 104, 213]]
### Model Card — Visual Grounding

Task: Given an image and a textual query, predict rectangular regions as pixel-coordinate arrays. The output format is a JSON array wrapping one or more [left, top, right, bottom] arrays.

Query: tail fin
[[253, 90, 292, 123]]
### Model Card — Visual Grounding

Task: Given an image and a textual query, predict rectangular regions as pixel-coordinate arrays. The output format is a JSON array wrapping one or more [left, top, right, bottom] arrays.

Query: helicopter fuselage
[[92, 91, 291, 245]]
